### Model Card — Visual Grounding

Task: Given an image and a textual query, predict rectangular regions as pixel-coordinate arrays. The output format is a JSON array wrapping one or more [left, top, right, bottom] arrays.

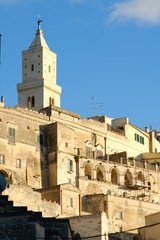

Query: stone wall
[[81, 193, 160, 233], [3, 184, 61, 217], [69, 212, 108, 240]]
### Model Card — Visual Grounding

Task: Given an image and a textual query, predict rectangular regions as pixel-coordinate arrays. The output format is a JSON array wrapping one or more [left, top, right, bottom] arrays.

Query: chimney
[[145, 126, 149, 133]]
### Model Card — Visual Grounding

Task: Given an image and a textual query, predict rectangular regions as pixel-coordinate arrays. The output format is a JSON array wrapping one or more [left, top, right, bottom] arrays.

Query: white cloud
[[108, 0, 160, 25]]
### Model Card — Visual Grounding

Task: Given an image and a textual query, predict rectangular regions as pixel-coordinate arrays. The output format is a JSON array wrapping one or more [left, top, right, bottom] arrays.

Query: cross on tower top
[[37, 15, 42, 30]]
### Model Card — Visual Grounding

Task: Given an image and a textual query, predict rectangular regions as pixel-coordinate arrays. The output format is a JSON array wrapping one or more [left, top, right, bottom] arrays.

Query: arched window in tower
[[48, 65, 51, 72], [51, 98, 54, 106], [125, 170, 133, 187], [49, 97, 51, 106], [31, 96, 35, 107], [28, 97, 31, 108], [31, 64, 34, 71], [111, 168, 118, 184]]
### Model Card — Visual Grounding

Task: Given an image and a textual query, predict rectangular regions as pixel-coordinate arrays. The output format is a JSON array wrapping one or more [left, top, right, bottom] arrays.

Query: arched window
[[31, 96, 35, 107], [84, 163, 92, 180], [51, 98, 54, 106], [49, 97, 51, 106], [111, 168, 118, 184], [28, 96, 31, 108], [48, 65, 51, 72], [96, 166, 104, 182], [137, 172, 145, 186], [125, 170, 133, 187]]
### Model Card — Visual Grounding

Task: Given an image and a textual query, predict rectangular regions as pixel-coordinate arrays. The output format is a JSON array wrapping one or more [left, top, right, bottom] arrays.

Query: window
[[118, 227, 122, 233], [49, 97, 54, 106], [8, 127, 16, 144], [28, 96, 31, 108], [16, 159, 21, 168], [68, 159, 73, 171], [117, 211, 122, 219], [76, 148, 81, 155], [48, 65, 51, 72], [86, 146, 93, 159], [31, 96, 35, 107], [68, 197, 73, 207], [65, 142, 68, 148], [155, 148, 158, 153], [36, 133, 44, 152], [135, 133, 144, 145], [0, 155, 5, 164], [31, 64, 34, 71], [67, 178, 71, 183], [91, 133, 96, 146]]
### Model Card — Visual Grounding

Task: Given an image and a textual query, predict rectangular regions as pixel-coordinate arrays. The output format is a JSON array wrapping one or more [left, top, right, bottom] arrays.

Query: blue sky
[[0, 0, 160, 130]]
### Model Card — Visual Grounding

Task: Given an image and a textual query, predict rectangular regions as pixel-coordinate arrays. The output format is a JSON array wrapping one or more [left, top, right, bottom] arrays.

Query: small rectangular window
[[117, 211, 122, 219], [68, 159, 73, 171], [155, 148, 157, 153], [31, 96, 35, 107], [67, 178, 71, 183], [65, 142, 68, 148], [92, 133, 96, 146], [16, 159, 21, 168], [134, 133, 137, 141], [8, 127, 16, 145], [36, 133, 44, 152], [118, 227, 122, 232], [31, 64, 34, 71], [0, 155, 5, 164], [68, 198, 73, 207]]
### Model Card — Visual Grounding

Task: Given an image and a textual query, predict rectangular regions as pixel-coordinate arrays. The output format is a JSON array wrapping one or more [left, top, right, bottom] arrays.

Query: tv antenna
[[91, 96, 104, 116]]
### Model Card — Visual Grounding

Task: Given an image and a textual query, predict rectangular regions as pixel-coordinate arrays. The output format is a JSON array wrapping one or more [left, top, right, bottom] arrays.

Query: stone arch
[[148, 175, 155, 191], [111, 168, 118, 185], [84, 162, 92, 180], [137, 172, 145, 186], [95, 164, 105, 182], [124, 170, 133, 187]]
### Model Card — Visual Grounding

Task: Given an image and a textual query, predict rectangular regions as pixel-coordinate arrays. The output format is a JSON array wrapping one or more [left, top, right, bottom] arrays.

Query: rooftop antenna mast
[[91, 96, 95, 116]]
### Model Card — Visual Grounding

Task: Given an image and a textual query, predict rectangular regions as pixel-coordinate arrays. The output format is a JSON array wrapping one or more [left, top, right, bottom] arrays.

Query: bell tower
[[17, 19, 61, 110]]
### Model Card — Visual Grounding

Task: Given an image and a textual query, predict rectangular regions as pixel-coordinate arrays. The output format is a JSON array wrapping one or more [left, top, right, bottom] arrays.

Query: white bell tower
[[17, 18, 61, 110]]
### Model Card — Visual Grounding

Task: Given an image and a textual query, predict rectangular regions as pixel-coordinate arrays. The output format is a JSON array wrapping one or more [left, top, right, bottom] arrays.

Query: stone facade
[[1, 21, 160, 239]]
